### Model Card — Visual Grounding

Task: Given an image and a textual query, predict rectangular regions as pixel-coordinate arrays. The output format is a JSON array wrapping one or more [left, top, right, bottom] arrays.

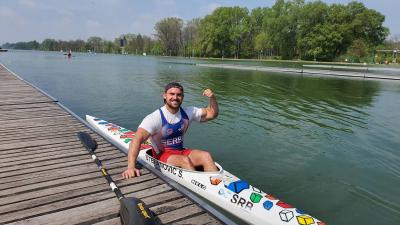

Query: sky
[[1, 0, 399, 44]]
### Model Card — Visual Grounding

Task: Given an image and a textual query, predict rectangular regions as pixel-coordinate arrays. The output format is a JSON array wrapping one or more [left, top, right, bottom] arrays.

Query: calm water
[[1, 50, 400, 225]]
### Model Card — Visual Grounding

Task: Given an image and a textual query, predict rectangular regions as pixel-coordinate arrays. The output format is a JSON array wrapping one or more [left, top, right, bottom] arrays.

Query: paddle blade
[[120, 197, 156, 225], [77, 132, 97, 151]]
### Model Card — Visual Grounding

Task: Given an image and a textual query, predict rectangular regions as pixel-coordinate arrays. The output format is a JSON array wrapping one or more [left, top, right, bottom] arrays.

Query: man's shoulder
[[182, 106, 202, 122], [139, 108, 162, 134], [144, 108, 162, 121]]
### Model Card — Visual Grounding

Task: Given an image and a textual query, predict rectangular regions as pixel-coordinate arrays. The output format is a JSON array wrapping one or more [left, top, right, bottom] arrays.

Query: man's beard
[[166, 99, 181, 109]]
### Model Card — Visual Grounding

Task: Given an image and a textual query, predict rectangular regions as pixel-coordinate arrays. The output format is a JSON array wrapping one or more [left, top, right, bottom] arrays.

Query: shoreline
[[3, 49, 400, 69]]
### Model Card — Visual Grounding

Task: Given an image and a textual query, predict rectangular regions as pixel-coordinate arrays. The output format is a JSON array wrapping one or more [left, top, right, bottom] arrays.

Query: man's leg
[[166, 154, 196, 170], [187, 149, 218, 172]]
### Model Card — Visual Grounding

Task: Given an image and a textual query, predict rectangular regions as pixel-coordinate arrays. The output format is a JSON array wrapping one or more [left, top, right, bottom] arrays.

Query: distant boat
[[0, 48, 8, 52]]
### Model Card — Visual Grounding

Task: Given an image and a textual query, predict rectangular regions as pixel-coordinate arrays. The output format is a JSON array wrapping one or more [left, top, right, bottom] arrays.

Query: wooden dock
[[0, 64, 232, 225]]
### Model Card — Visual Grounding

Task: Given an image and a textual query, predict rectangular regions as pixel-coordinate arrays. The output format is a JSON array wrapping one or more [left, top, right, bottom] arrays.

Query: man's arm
[[121, 128, 150, 179], [200, 89, 219, 122]]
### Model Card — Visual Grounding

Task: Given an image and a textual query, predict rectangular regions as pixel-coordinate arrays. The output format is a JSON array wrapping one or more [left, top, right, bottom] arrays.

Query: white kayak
[[86, 115, 324, 225]]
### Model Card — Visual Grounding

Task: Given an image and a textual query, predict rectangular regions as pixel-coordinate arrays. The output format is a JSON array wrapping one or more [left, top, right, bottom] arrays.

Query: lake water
[[1, 50, 399, 225]]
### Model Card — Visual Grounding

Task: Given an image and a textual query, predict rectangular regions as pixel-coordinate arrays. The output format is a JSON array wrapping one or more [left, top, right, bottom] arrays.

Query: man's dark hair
[[164, 82, 184, 93]]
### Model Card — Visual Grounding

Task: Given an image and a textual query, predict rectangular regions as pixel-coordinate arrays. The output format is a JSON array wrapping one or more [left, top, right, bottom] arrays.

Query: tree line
[[2, 0, 397, 62]]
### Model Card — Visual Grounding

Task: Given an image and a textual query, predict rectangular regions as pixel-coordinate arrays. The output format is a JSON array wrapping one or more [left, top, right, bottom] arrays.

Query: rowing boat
[[86, 115, 324, 225]]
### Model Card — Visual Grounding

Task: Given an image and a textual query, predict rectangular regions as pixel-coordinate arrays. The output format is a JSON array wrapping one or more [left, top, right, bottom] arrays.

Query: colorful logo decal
[[119, 128, 129, 132], [265, 194, 277, 200], [210, 177, 222, 185], [297, 215, 314, 225], [296, 208, 305, 215], [317, 221, 326, 225], [167, 128, 173, 135], [108, 126, 120, 131], [226, 180, 249, 194], [124, 138, 132, 143], [250, 192, 262, 203], [277, 201, 294, 209], [263, 200, 273, 210], [121, 134, 135, 139], [279, 209, 294, 222]]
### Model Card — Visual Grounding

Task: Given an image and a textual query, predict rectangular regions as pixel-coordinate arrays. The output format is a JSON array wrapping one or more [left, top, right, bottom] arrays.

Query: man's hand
[[202, 89, 215, 98], [122, 167, 141, 179]]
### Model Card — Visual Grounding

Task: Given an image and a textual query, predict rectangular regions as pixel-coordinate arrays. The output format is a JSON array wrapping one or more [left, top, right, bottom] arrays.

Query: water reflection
[[188, 68, 380, 136]]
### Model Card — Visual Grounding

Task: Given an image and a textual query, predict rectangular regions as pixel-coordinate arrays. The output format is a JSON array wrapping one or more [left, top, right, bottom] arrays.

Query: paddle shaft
[[88, 148, 125, 200]]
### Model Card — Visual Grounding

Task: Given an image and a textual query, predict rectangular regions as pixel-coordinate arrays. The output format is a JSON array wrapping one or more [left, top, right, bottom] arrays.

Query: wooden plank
[[173, 213, 222, 225], [0, 111, 69, 121], [0, 138, 113, 157], [0, 143, 117, 164], [0, 98, 55, 106], [0, 172, 156, 215], [5, 189, 183, 225], [91, 218, 121, 225], [0, 176, 166, 224], [0, 156, 126, 186], [0, 124, 89, 143], [0, 115, 73, 129], [0, 105, 66, 115], [0, 159, 127, 189], [0, 92, 49, 99], [0, 168, 156, 208], [0, 102, 58, 111], [0, 147, 122, 171], [0, 135, 90, 151], [0, 104, 62, 114], [156, 204, 204, 224], [0, 152, 126, 178], [0, 137, 112, 156]]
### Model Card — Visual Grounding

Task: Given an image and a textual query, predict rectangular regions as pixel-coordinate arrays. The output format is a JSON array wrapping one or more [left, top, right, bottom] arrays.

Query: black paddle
[[77, 132, 157, 225]]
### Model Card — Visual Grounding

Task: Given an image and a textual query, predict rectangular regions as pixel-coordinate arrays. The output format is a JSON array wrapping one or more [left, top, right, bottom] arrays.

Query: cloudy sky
[[1, 0, 399, 44]]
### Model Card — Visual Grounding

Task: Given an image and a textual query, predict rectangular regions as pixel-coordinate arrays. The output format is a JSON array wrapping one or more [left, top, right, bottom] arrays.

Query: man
[[122, 82, 219, 179]]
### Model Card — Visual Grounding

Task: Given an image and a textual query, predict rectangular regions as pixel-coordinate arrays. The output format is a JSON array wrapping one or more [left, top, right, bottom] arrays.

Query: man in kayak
[[122, 82, 219, 179]]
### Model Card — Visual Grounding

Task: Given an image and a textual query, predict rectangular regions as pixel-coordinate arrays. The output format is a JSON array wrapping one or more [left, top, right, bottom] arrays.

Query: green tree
[[40, 39, 58, 51], [350, 4, 388, 46], [263, 0, 304, 59], [254, 32, 273, 58], [183, 18, 201, 57], [199, 7, 250, 58], [155, 17, 183, 56], [87, 37, 104, 53]]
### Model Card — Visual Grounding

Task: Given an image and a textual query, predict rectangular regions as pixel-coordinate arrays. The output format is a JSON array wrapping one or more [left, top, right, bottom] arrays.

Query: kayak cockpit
[[144, 149, 223, 173]]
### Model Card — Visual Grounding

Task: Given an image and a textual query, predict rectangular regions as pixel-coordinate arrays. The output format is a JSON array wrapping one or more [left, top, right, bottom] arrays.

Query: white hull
[[86, 115, 323, 225]]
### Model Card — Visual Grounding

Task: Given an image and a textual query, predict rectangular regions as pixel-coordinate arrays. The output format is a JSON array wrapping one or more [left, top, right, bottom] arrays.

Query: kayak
[[86, 115, 324, 225]]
